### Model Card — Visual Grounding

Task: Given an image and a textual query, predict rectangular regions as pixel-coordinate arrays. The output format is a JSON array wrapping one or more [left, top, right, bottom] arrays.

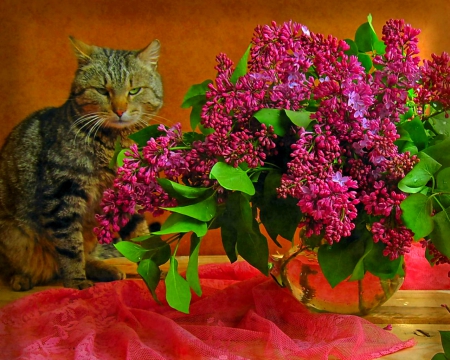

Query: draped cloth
[[2, 242, 447, 360]]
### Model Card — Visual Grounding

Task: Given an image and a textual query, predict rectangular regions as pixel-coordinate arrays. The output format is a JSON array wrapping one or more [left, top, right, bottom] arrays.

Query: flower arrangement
[[95, 15, 450, 313]]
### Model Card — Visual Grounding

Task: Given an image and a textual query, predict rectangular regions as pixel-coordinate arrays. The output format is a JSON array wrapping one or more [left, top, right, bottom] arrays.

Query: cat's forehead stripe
[[102, 49, 133, 86]]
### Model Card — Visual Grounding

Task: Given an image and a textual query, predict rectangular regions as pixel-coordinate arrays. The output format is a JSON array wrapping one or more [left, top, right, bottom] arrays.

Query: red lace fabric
[[0, 260, 417, 360]]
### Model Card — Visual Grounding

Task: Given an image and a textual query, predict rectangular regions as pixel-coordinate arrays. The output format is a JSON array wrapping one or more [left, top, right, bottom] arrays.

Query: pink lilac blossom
[[417, 52, 450, 110], [371, 19, 421, 119]]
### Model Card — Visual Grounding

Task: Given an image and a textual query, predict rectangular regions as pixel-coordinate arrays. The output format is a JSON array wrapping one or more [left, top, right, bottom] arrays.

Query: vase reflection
[[271, 246, 404, 315]]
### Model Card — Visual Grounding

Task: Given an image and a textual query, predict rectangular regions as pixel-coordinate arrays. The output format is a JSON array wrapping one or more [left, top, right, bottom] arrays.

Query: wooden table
[[1, 256, 449, 359]]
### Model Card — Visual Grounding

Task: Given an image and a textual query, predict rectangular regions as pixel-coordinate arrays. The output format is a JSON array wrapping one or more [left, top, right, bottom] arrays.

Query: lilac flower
[[95, 18, 421, 263], [345, 84, 373, 118], [301, 25, 310, 37], [332, 171, 354, 188]]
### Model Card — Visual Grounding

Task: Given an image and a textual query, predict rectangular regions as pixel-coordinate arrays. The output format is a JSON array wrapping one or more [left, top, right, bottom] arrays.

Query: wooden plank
[[382, 290, 450, 308], [365, 289, 450, 324], [365, 306, 450, 324], [374, 324, 450, 359]]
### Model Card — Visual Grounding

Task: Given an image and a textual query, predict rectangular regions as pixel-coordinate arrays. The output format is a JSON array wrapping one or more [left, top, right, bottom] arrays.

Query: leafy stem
[[431, 195, 450, 222], [169, 146, 191, 151]]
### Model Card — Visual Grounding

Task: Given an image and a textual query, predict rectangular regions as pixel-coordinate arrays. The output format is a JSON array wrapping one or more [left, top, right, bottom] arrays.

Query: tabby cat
[[0, 37, 163, 291]]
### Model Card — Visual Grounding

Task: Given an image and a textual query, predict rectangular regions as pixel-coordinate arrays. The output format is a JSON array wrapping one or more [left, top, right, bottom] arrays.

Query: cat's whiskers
[[72, 117, 102, 144], [141, 112, 175, 126], [87, 117, 107, 146], [136, 119, 150, 129], [71, 112, 108, 145], [72, 119, 100, 145], [71, 112, 102, 129]]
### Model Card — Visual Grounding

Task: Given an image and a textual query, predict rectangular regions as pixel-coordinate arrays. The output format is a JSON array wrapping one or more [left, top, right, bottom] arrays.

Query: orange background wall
[[1, 0, 449, 256]]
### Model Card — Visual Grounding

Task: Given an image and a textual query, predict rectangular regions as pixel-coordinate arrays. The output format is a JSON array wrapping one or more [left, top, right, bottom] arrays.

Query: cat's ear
[[137, 40, 160, 69], [69, 37, 94, 65]]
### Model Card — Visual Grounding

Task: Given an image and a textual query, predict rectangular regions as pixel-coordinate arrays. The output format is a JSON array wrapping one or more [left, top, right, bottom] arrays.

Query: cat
[[0, 37, 163, 291]]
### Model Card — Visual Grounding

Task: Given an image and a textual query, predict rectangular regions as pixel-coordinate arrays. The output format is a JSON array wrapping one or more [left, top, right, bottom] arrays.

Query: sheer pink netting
[[3, 242, 447, 360]]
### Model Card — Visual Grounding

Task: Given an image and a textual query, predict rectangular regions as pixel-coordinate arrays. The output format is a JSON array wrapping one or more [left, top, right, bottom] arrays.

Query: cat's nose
[[115, 109, 125, 118]]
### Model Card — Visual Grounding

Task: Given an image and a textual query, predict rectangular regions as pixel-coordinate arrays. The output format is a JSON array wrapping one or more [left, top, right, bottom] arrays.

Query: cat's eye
[[95, 88, 109, 96], [129, 87, 142, 96]]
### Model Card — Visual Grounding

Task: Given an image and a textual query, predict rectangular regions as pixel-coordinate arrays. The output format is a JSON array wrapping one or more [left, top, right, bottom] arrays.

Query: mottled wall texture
[[1, 0, 449, 255]]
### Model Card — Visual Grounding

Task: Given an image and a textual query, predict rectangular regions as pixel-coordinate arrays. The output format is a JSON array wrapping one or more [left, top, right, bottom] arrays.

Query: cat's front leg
[[40, 179, 95, 289], [51, 230, 94, 290]]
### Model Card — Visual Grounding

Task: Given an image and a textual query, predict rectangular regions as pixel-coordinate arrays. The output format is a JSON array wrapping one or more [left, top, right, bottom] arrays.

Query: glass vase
[[270, 245, 404, 315]]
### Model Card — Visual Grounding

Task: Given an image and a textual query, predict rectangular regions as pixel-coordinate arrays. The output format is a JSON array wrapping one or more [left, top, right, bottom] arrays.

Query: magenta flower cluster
[[96, 18, 449, 262]]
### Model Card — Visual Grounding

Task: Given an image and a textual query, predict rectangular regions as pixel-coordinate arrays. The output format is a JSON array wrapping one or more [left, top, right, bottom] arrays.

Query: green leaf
[[109, 136, 123, 169], [439, 331, 450, 356], [210, 162, 255, 195], [236, 230, 269, 276], [220, 219, 238, 263], [373, 40, 386, 55], [259, 172, 301, 243], [344, 39, 358, 56], [152, 213, 208, 238], [230, 44, 251, 84], [318, 238, 365, 288], [114, 241, 149, 263], [431, 101, 443, 111], [367, 13, 374, 31], [437, 168, 450, 191], [395, 124, 413, 142], [431, 353, 448, 360], [284, 109, 313, 129], [130, 234, 152, 242], [435, 194, 450, 210], [401, 117, 428, 151], [181, 79, 212, 109], [165, 256, 191, 313], [141, 236, 171, 265], [138, 258, 161, 303], [422, 138, 450, 168], [364, 241, 403, 279], [350, 231, 374, 281], [357, 53, 373, 72], [224, 190, 255, 231], [398, 152, 442, 193], [355, 21, 378, 53], [198, 122, 215, 135], [429, 207, 450, 259], [128, 124, 163, 147], [161, 194, 217, 222], [189, 100, 205, 131], [116, 149, 129, 167], [400, 193, 434, 240], [253, 109, 289, 136], [429, 112, 450, 137], [157, 178, 211, 200], [182, 131, 205, 145], [399, 141, 418, 156], [186, 233, 202, 296], [399, 107, 414, 122]]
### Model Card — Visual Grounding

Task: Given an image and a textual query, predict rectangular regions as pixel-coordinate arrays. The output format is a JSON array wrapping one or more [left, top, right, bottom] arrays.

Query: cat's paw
[[85, 260, 125, 282], [63, 278, 94, 290], [10, 274, 33, 291]]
